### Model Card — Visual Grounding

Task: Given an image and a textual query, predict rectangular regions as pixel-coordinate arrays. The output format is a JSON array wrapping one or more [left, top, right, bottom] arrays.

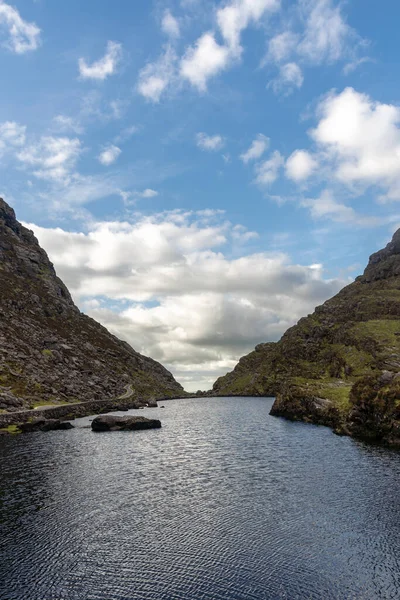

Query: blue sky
[[1, 0, 400, 390]]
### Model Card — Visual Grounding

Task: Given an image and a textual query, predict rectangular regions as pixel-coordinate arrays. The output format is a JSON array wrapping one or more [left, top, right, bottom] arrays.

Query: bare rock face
[[91, 415, 162, 432], [360, 228, 400, 283], [0, 198, 184, 411]]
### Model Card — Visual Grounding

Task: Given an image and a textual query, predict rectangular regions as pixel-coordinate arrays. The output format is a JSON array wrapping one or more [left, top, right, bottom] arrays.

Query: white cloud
[[286, 149, 317, 181], [181, 0, 280, 91], [343, 56, 372, 76], [135, 188, 159, 199], [217, 0, 280, 53], [265, 31, 298, 64], [109, 99, 125, 119], [298, 0, 359, 65], [52, 115, 84, 135], [254, 150, 284, 186], [0, 1, 41, 53], [0, 121, 26, 155], [78, 41, 122, 81], [311, 87, 400, 200], [120, 189, 159, 207], [240, 134, 269, 163], [265, 0, 366, 94], [269, 62, 303, 95], [17, 136, 82, 183], [98, 144, 121, 166], [232, 224, 259, 242], [27, 210, 343, 390], [301, 189, 386, 226], [114, 126, 138, 144], [137, 45, 177, 102], [180, 33, 230, 91], [196, 132, 225, 151], [162, 10, 180, 38]]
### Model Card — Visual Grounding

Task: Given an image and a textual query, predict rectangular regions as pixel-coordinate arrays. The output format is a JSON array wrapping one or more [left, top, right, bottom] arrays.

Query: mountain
[[213, 230, 400, 446], [0, 199, 184, 412]]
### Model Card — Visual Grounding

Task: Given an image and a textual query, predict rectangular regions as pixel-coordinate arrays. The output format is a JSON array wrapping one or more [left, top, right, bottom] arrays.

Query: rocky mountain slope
[[213, 230, 400, 446], [0, 199, 184, 412]]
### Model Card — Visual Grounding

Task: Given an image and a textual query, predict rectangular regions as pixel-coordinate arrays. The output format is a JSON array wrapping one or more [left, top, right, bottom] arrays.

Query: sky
[[1, 0, 400, 391]]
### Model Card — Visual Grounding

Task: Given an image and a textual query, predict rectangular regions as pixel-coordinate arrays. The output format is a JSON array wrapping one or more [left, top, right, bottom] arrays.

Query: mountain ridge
[[0, 198, 184, 412], [213, 229, 400, 446]]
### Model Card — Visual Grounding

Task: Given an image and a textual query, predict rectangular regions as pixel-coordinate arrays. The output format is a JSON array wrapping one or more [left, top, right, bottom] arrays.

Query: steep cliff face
[[0, 199, 184, 411], [213, 230, 400, 446]]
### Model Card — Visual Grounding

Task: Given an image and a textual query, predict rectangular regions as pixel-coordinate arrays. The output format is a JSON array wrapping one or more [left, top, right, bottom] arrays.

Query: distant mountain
[[0, 199, 184, 412], [213, 231, 400, 446]]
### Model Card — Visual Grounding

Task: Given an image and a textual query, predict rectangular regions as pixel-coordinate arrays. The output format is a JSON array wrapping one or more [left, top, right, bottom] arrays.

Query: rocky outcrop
[[91, 415, 162, 432], [213, 229, 400, 447], [0, 198, 185, 411], [19, 418, 75, 433]]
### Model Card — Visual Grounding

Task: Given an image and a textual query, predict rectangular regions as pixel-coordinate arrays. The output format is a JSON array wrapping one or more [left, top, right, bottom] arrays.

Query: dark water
[[1, 397, 400, 600]]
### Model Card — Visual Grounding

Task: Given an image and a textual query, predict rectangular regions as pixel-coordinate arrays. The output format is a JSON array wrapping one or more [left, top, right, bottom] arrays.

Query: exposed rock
[[0, 198, 185, 412], [213, 228, 400, 447], [91, 415, 162, 432], [0, 389, 23, 410], [19, 418, 74, 433]]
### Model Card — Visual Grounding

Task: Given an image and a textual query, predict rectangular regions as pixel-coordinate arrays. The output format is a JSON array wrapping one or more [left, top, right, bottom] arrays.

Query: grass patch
[[292, 377, 352, 414], [32, 399, 57, 408], [352, 320, 400, 347], [0, 424, 21, 435]]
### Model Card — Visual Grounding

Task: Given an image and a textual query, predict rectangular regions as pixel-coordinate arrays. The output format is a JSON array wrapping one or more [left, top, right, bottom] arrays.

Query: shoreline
[[0, 395, 191, 428]]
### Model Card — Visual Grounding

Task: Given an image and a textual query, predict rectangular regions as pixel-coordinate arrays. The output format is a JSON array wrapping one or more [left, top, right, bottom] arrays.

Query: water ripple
[[1, 397, 400, 600]]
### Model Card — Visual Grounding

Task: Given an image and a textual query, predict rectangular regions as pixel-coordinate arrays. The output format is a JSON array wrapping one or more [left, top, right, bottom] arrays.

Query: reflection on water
[[1, 397, 400, 600]]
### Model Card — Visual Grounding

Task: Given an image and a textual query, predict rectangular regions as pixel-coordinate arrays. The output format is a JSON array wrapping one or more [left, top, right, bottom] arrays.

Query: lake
[[1, 397, 400, 600]]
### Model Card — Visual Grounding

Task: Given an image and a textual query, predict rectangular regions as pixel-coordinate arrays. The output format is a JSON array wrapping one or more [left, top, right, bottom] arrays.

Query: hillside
[[0, 199, 184, 412], [213, 230, 400, 446]]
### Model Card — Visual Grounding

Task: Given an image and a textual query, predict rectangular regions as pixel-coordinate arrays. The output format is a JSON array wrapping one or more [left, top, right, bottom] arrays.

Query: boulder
[[19, 418, 74, 432], [91, 415, 162, 432]]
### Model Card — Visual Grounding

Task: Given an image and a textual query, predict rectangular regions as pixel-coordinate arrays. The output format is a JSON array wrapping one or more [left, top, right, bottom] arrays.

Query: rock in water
[[212, 229, 400, 446], [0, 198, 184, 411], [91, 415, 162, 432], [19, 419, 74, 433]]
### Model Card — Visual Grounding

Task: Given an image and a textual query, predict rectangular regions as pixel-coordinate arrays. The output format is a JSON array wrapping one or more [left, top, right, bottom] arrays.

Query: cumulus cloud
[[196, 132, 225, 151], [286, 149, 317, 181], [217, 0, 280, 53], [180, 0, 279, 92], [0, 1, 41, 53], [162, 10, 180, 38], [254, 151, 284, 186], [27, 210, 344, 390], [180, 33, 230, 91], [137, 45, 177, 102], [310, 87, 400, 200], [240, 134, 269, 163], [17, 136, 82, 183], [98, 144, 121, 166], [78, 41, 122, 80]]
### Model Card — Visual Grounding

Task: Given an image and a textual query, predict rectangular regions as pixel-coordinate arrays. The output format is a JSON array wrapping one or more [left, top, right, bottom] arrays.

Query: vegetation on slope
[[213, 230, 400, 445]]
